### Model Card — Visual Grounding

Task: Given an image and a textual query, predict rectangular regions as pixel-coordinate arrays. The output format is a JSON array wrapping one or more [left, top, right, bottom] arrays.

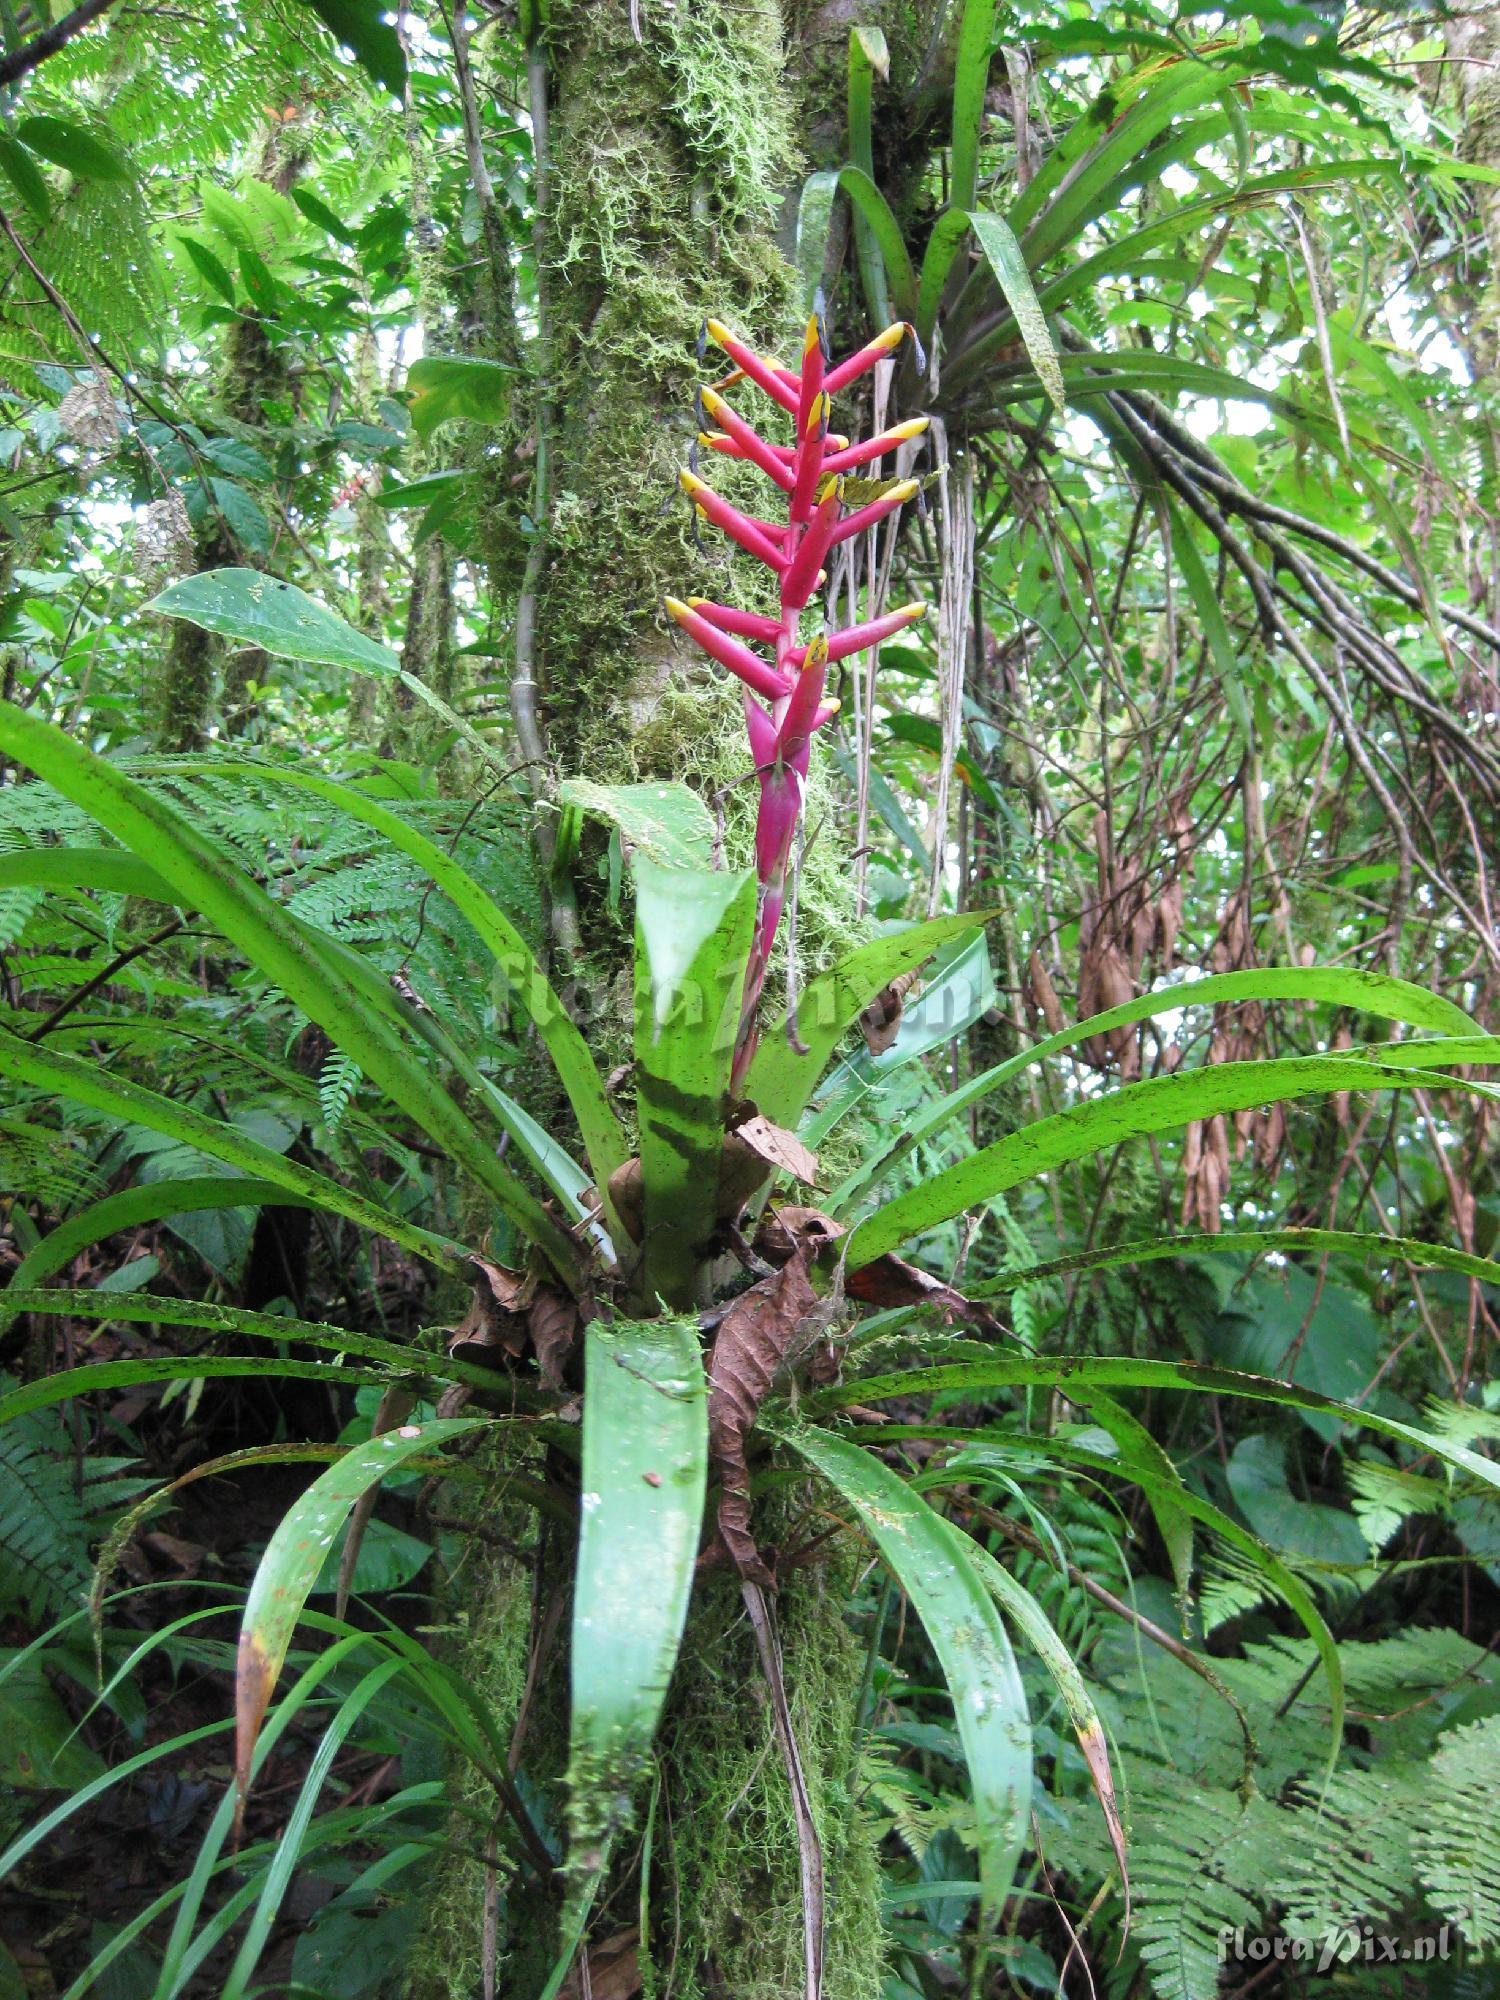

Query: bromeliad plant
[[664, 311, 930, 1087], [4, 376, 1500, 1990]]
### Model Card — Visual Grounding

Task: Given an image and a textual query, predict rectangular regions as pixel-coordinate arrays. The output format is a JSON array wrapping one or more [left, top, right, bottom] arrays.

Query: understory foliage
[[1, 0, 1499, 1997]]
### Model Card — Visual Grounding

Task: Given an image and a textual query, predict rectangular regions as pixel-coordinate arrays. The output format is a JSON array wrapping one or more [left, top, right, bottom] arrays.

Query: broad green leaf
[[846, 1048, 1483, 1267], [405, 356, 512, 441], [235, 1420, 486, 1809], [293, 0, 407, 96], [147, 569, 518, 781], [835, 966, 1475, 1215], [176, 234, 236, 303], [559, 776, 716, 870], [0, 701, 575, 1277], [0, 134, 51, 221], [633, 859, 755, 1308], [746, 909, 994, 1129], [1076, 1390, 1194, 1603], [567, 1318, 707, 1901], [949, 0, 998, 214], [920, 1422, 1344, 1787], [199, 758, 627, 1200], [779, 1422, 1031, 1918], [820, 165, 919, 326], [0, 1032, 466, 1274], [15, 115, 130, 182], [147, 569, 396, 674]]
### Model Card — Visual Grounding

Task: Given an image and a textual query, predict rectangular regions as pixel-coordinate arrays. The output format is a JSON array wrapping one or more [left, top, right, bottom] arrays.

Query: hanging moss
[[404, 1433, 560, 2000], [649, 1494, 886, 2000]]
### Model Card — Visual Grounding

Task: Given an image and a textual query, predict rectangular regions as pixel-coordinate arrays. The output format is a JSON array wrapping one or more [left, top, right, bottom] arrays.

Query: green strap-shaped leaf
[[918, 209, 1064, 413], [557, 778, 717, 873], [1075, 1389, 1194, 1604], [235, 1420, 487, 1811], [0, 701, 576, 1279], [567, 1318, 707, 1899], [779, 1421, 1031, 1919], [810, 165, 919, 327], [833, 966, 1477, 1214], [0, 846, 177, 901], [4, 1177, 302, 1297], [846, 1048, 1489, 1267], [918, 1423, 1344, 1789], [959, 1536, 1127, 1897], [0, 1031, 467, 1274], [194, 758, 627, 1200], [969, 1227, 1500, 1300], [746, 909, 993, 1129], [846, 25, 891, 324], [948, 0, 998, 214], [0, 1289, 522, 1417], [816, 1356, 1500, 1497], [633, 860, 755, 1310]]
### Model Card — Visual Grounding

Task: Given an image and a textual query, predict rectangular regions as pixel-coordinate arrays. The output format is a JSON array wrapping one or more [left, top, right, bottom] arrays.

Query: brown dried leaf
[[559, 1928, 641, 2000], [1025, 948, 1065, 1035], [731, 1112, 820, 1188], [606, 1156, 644, 1243], [448, 1256, 533, 1366], [846, 1251, 1003, 1335], [707, 1248, 819, 1584], [859, 970, 922, 1056], [528, 1288, 579, 1392]]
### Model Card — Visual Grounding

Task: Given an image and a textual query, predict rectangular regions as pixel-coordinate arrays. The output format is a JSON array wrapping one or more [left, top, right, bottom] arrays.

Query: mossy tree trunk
[[407, 4, 915, 1995]]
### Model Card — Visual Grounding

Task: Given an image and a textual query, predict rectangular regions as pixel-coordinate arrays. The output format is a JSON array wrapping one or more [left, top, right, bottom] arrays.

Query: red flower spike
[[675, 317, 928, 1088], [679, 471, 787, 571], [788, 600, 928, 668], [688, 598, 787, 644], [781, 483, 842, 613], [699, 387, 795, 492], [831, 477, 921, 546], [824, 415, 931, 475], [663, 598, 789, 703], [796, 314, 826, 436], [705, 319, 799, 414], [775, 633, 831, 767], [789, 392, 832, 526], [823, 320, 913, 397]]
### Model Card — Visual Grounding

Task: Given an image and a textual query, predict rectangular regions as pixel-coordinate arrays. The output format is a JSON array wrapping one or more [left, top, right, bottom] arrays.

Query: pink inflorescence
[[667, 314, 929, 1089]]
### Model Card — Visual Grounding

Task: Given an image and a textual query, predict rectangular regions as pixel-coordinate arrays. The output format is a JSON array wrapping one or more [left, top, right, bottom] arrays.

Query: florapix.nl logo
[[1218, 1923, 1456, 1974]]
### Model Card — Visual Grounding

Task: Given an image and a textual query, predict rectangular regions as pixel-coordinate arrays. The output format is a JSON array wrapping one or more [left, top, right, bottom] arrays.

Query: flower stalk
[[668, 315, 929, 1092]]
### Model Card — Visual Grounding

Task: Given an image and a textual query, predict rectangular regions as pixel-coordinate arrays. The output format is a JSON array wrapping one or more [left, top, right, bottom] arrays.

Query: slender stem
[[0, 0, 117, 88]]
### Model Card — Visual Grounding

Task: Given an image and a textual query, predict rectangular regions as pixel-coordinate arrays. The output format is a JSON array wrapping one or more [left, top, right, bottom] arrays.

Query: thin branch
[[0, 0, 118, 88]]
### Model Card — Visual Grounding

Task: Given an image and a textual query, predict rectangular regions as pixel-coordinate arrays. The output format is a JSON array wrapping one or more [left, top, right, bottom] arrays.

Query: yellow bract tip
[[663, 597, 690, 621], [699, 385, 724, 417], [804, 315, 821, 356], [893, 416, 931, 440], [821, 697, 842, 717], [802, 634, 829, 671], [891, 477, 920, 500], [896, 600, 929, 621], [678, 469, 706, 496], [875, 322, 907, 353], [804, 391, 831, 436], [705, 318, 732, 346]]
